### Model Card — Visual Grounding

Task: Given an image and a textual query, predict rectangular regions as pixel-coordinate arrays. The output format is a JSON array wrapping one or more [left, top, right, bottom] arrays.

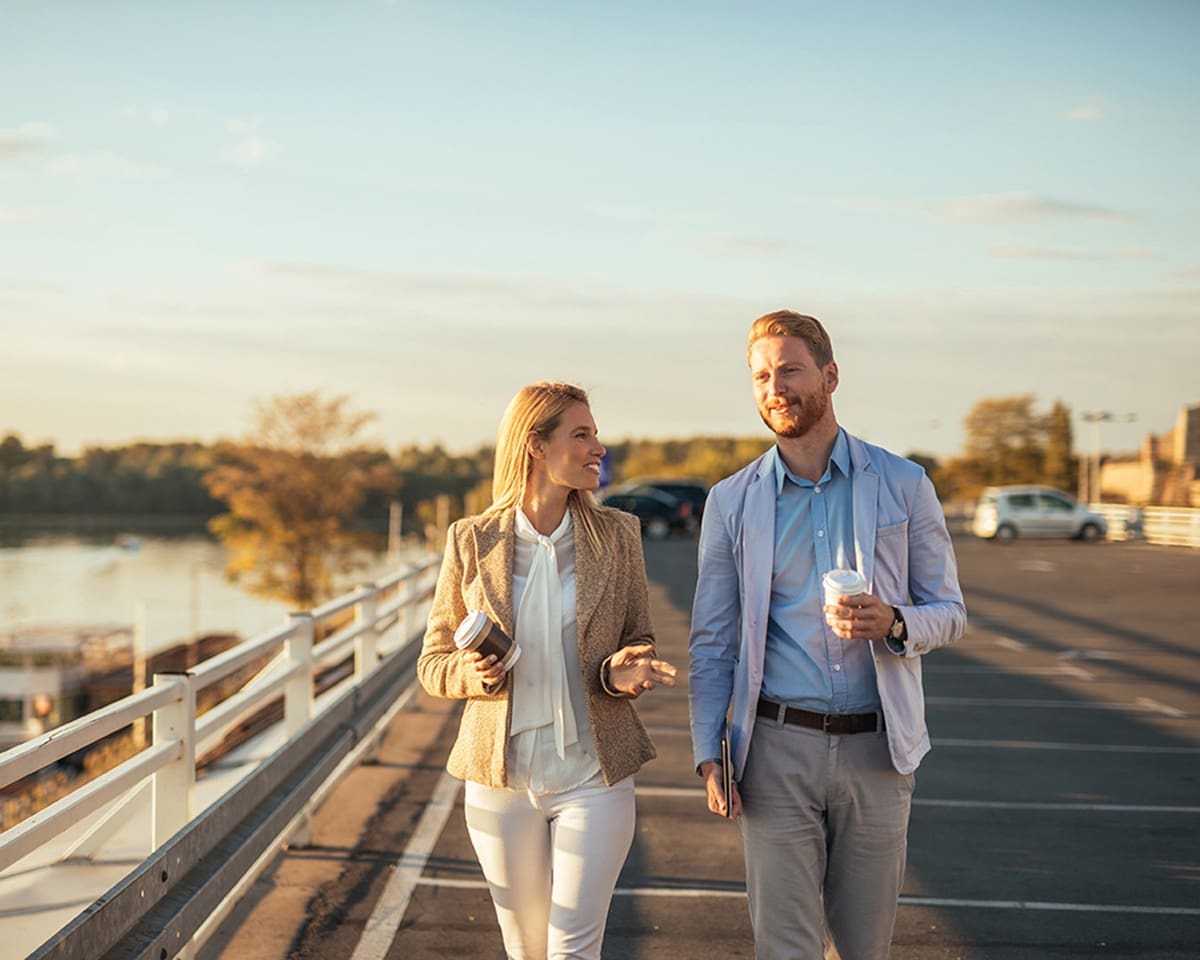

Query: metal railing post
[[284, 613, 315, 848], [151, 672, 196, 848], [354, 583, 379, 684], [400, 565, 417, 647], [285, 613, 314, 738]]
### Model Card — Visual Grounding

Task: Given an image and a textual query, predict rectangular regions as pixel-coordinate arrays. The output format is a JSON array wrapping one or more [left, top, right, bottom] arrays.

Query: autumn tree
[[203, 392, 395, 608], [1041, 399, 1076, 492], [936, 395, 1076, 500]]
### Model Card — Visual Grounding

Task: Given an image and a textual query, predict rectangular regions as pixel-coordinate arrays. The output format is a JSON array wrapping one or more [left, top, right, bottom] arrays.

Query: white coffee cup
[[822, 568, 867, 609]]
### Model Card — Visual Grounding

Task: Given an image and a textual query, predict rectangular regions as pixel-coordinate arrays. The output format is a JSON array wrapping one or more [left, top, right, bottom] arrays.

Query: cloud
[[1064, 98, 1106, 122], [698, 234, 789, 257], [591, 202, 659, 223], [940, 192, 1132, 224], [0, 121, 55, 159], [1165, 263, 1200, 280], [221, 118, 280, 168], [119, 104, 170, 125], [989, 245, 1154, 262], [47, 151, 169, 180], [0, 207, 51, 225]]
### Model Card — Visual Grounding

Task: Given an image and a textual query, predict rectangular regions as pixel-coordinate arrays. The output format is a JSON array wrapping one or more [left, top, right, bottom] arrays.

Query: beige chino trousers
[[738, 713, 915, 960]]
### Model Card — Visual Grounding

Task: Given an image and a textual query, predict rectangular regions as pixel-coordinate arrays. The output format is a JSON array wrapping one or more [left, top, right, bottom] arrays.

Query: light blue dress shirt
[[759, 429, 882, 714]]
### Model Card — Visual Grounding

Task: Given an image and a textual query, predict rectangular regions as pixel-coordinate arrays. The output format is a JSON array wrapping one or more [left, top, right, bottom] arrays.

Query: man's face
[[748, 336, 838, 439]]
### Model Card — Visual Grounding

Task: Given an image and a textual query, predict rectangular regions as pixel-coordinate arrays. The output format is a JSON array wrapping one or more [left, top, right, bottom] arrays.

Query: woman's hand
[[462, 649, 506, 687], [607, 645, 677, 698]]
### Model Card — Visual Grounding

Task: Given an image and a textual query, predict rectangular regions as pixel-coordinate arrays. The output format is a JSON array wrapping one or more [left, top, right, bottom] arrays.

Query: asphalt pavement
[[205, 532, 1200, 960]]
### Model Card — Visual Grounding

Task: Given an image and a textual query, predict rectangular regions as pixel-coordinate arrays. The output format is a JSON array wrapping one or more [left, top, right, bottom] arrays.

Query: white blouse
[[508, 507, 600, 793]]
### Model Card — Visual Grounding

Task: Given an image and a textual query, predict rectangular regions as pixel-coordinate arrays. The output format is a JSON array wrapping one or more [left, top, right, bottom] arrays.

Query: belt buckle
[[822, 713, 833, 732]]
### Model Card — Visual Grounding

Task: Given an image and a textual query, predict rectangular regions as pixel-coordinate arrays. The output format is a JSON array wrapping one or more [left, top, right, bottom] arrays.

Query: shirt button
[[814, 485, 822, 493], [833, 664, 842, 671], [818, 530, 825, 537]]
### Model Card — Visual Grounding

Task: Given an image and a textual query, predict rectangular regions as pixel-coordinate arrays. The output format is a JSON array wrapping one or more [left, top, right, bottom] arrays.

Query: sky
[[2, 0, 1197, 461]]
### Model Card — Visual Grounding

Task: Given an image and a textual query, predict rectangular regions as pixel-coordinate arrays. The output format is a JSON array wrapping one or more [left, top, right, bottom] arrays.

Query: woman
[[418, 380, 677, 960]]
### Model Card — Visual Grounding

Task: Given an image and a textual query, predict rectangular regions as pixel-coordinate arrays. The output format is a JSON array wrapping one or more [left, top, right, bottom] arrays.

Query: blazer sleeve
[[619, 512, 656, 651], [598, 513, 657, 698], [893, 472, 968, 658], [417, 521, 506, 700], [688, 485, 741, 771]]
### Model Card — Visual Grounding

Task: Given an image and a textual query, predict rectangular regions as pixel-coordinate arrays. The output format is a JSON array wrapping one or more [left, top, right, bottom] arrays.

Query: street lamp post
[[1079, 411, 1136, 505]]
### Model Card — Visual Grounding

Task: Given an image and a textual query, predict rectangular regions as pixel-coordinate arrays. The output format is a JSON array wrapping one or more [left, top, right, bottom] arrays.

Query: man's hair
[[747, 310, 834, 368]]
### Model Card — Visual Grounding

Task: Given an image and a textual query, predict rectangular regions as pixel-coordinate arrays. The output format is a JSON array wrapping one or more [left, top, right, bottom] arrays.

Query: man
[[689, 311, 966, 960]]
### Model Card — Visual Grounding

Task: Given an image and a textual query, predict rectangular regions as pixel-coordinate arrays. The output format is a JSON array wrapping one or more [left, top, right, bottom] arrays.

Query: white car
[[972, 485, 1107, 544]]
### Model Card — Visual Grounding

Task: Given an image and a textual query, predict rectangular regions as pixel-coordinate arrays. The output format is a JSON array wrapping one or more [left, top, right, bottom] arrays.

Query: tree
[[1041, 400, 1076, 492], [936, 395, 1076, 501], [203, 392, 395, 608]]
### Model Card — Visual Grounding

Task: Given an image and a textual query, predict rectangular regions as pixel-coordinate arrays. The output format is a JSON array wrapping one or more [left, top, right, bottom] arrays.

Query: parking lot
[[208, 532, 1200, 960]]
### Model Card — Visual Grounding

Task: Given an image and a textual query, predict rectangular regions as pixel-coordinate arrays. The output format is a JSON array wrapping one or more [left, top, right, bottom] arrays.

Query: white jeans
[[464, 773, 636, 960]]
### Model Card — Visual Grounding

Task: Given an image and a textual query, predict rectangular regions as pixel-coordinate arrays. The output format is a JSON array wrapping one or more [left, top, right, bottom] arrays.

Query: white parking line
[[350, 770, 462, 960], [936, 738, 1200, 754], [926, 696, 1189, 714], [635, 786, 1200, 814], [913, 798, 1200, 814], [413, 878, 1200, 916], [994, 636, 1027, 652], [900, 896, 1200, 917]]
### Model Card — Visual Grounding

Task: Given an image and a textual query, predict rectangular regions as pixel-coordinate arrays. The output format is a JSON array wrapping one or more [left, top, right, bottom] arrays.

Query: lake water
[[0, 530, 411, 654]]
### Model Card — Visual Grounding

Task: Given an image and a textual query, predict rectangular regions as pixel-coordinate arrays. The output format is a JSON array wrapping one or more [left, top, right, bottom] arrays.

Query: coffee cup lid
[[454, 610, 489, 649], [823, 568, 867, 593]]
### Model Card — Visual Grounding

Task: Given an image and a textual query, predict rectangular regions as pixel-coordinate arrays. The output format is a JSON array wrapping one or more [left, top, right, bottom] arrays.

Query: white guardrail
[[1089, 504, 1200, 548], [0, 553, 441, 960]]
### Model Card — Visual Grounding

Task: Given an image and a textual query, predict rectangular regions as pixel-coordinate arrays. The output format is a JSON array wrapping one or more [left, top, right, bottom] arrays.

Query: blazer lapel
[[742, 455, 777, 643], [473, 511, 516, 639], [849, 436, 879, 589], [573, 504, 609, 641]]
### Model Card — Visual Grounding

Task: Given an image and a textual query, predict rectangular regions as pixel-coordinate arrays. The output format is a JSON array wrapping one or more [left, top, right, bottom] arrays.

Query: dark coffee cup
[[454, 610, 521, 671]]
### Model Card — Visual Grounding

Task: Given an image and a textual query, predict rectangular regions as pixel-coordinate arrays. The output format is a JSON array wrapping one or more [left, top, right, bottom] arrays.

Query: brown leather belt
[[756, 698, 882, 735]]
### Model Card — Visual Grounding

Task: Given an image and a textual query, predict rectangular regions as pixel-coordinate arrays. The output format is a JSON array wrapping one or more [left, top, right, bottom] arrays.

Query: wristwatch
[[884, 607, 907, 646]]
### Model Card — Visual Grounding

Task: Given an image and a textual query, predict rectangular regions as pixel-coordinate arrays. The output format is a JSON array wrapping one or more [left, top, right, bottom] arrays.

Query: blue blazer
[[688, 432, 967, 777]]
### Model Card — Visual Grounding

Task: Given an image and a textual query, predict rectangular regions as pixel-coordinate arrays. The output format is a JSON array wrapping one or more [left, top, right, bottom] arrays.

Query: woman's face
[[530, 402, 606, 492]]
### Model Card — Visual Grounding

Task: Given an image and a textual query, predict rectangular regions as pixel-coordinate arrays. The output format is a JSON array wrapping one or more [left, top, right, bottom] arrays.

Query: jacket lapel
[[473, 511, 516, 640], [742, 454, 777, 643], [573, 503, 609, 640], [848, 435, 879, 589]]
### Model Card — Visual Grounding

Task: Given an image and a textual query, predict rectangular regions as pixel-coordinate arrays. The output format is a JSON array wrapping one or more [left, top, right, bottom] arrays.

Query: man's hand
[[699, 760, 742, 819], [824, 592, 894, 641], [608, 645, 678, 698]]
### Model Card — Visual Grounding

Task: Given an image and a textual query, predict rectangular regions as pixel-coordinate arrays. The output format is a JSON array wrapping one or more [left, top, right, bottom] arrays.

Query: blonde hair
[[747, 310, 834, 368], [487, 380, 610, 552]]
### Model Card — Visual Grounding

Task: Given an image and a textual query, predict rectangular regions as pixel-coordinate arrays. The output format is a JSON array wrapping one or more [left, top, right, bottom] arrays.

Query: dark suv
[[600, 486, 694, 540], [622, 477, 709, 523]]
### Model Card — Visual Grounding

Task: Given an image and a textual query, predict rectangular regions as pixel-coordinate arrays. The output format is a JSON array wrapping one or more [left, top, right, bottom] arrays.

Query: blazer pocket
[[873, 519, 909, 596]]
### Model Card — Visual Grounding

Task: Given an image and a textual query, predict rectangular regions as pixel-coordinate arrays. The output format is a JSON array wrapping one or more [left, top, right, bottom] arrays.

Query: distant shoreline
[[0, 514, 214, 530]]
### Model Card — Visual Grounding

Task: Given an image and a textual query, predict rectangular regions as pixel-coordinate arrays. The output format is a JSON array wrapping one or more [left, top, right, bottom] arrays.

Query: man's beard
[[758, 390, 829, 439]]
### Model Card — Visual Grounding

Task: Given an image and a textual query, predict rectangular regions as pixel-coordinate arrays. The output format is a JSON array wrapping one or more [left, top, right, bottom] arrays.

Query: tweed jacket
[[418, 503, 658, 788]]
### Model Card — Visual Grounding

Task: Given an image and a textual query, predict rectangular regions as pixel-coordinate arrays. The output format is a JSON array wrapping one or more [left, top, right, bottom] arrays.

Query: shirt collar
[[773, 428, 852, 493], [515, 505, 573, 544]]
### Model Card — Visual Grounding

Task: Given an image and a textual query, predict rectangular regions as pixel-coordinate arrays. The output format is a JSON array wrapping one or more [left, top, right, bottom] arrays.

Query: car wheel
[[1079, 523, 1102, 542], [645, 517, 670, 540], [994, 524, 1017, 544]]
